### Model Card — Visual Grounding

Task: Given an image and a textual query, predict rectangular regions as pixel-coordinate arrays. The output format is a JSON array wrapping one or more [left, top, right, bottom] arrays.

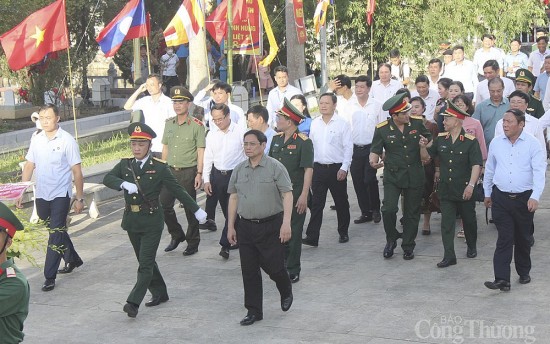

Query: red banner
[[293, 0, 307, 44], [0, 182, 34, 201], [230, 0, 261, 54]]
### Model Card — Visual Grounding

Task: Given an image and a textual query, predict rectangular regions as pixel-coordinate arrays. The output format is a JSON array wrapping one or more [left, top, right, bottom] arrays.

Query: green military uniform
[[0, 202, 29, 344], [103, 123, 200, 310], [160, 98, 206, 247], [516, 68, 545, 119], [371, 94, 432, 252], [269, 124, 313, 276]]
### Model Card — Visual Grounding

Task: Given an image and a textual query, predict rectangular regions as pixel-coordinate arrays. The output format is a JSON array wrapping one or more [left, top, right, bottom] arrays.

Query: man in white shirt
[[473, 34, 504, 80], [246, 105, 277, 154], [389, 49, 411, 88], [528, 36, 550, 77], [446, 45, 479, 100], [475, 60, 515, 104], [193, 81, 246, 131], [369, 63, 402, 119], [124, 74, 176, 157], [427, 58, 442, 91], [203, 104, 246, 259], [346, 76, 382, 225], [159, 47, 180, 96], [266, 66, 302, 127], [535, 56, 550, 106], [327, 74, 357, 119], [302, 93, 353, 246], [411, 75, 439, 122]]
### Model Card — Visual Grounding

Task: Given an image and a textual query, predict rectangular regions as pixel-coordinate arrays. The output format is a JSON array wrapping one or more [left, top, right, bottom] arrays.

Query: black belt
[[213, 168, 232, 175], [125, 200, 159, 214], [354, 144, 371, 149], [240, 212, 282, 224], [314, 162, 342, 168], [495, 187, 532, 200], [170, 166, 194, 171]]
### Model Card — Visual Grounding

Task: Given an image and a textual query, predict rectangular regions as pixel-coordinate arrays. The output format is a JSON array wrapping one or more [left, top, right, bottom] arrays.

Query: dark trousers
[[237, 213, 291, 317], [350, 145, 380, 215], [286, 187, 307, 275], [36, 196, 81, 280], [440, 198, 477, 259], [491, 187, 533, 282], [126, 228, 167, 306], [305, 163, 350, 244], [211, 167, 233, 248], [162, 75, 180, 96], [177, 57, 188, 86], [159, 166, 199, 248]]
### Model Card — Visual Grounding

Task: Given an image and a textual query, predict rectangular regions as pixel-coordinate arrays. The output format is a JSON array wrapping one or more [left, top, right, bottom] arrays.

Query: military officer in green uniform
[[160, 86, 206, 255], [514, 68, 545, 119], [420, 100, 482, 268], [0, 202, 30, 344], [269, 99, 314, 283], [369, 93, 432, 260], [103, 123, 207, 318]]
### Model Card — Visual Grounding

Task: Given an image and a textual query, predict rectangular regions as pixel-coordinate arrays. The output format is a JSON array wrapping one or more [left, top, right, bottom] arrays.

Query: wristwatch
[[76, 198, 85, 203]]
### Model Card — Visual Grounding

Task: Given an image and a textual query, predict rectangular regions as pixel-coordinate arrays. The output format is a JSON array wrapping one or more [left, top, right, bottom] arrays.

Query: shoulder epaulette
[[464, 133, 475, 140], [153, 157, 167, 164], [298, 133, 309, 141], [532, 94, 541, 101], [376, 120, 389, 128], [275, 132, 284, 136], [166, 117, 174, 123], [438, 132, 448, 137], [192, 117, 204, 126], [410, 115, 423, 120]]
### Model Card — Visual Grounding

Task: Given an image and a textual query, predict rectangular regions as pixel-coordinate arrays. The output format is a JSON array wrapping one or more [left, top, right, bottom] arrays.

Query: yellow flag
[[258, 0, 278, 67]]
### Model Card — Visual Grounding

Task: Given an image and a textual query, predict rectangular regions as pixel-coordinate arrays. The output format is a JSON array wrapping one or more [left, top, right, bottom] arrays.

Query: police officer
[[420, 100, 483, 268], [103, 123, 207, 318], [0, 202, 30, 344], [514, 69, 545, 119], [160, 86, 206, 255], [269, 99, 314, 283], [369, 93, 432, 260]]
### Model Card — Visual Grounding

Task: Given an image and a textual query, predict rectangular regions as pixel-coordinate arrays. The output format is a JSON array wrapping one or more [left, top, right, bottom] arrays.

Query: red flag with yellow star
[[0, 0, 68, 71]]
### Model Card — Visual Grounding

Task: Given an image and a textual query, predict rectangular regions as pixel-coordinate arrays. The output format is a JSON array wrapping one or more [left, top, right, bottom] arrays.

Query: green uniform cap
[[443, 100, 470, 119], [170, 86, 194, 102], [382, 93, 412, 114], [128, 122, 156, 141], [278, 98, 305, 123], [515, 69, 535, 86], [0, 202, 24, 238]]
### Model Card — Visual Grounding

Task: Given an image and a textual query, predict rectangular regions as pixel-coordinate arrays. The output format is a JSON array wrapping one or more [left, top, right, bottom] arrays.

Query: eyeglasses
[[243, 141, 261, 147], [211, 116, 227, 123]]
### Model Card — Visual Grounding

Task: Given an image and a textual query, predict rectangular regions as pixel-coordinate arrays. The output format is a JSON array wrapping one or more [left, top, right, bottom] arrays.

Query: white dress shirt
[[336, 93, 357, 122], [473, 47, 504, 75], [410, 88, 439, 122], [368, 79, 401, 120], [528, 49, 550, 77], [494, 114, 546, 150], [160, 53, 179, 76], [266, 85, 302, 127], [309, 114, 353, 171], [264, 127, 277, 154], [445, 59, 479, 95], [475, 77, 515, 105], [132, 94, 176, 153], [347, 98, 382, 145], [484, 131, 546, 200], [203, 122, 246, 183]]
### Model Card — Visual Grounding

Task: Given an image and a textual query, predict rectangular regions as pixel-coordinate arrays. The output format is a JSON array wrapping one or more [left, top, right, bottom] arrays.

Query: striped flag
[[366, 0, 376, 26], [164, 0, 204, 46], [313, 0, 330, 35]]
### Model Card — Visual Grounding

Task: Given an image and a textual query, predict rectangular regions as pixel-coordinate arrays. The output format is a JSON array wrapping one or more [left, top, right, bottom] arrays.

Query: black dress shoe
[[302, 237, 318, 247], [229, 244, 239, 250], [123, 302, 139, 317], [58, 259, 83, 274], [373, 211, 381, 224], [164, 239, 183, 252], [199, 219, 217, 231], [519, 275, 531, 284], [466, 247, 477, 258], [383, 241, 397, 258], [182, 247, 198, 256], [437, 258, 457, 268], [330, 205, 337, 210], [339, 234, 349, 243], [484, 279, 511, 291], [289, 273, 300, 283], [354, 214, 373, 224], [240, 314, 262, 326], [219, 247, 229, 259], [41, 279, 55, 292], [281, 291, 293, 311], [403, 250, 415, 260], [145, 294, 169, 307]]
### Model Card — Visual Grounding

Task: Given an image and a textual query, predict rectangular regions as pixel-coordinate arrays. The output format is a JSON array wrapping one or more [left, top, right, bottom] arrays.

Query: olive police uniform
[[371, 93, 432, 254], [427, 102, 483, 261], [160, 86, 205, 252], [228, 154, 293, 319], [0, 202, 30, 344], [515, 69, 545, 119], [269, 99, 313, 278], [103, 123, 200, 313]]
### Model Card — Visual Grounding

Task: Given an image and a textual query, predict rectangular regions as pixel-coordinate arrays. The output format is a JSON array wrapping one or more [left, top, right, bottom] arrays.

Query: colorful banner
[[293, 0, 307, 44], [229, 0, 261, 54], [0, 182, 34, 201]]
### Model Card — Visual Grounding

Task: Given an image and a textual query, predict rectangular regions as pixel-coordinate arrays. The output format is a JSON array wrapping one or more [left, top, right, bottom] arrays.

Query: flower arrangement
[[18, 87, 30, 103]]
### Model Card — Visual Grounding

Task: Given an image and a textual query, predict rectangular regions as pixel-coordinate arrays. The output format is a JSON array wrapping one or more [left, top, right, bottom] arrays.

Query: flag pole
[[370, 22, 374, 81], [227, 0, 234, 85], [145, 36, 152, 74], [247, 19, 263, 105], [331, 2, 342, 74], [63, 0, 79, 141]]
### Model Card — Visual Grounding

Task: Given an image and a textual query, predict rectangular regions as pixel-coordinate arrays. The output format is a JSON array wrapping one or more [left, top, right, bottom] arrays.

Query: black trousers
[[211, 167, 233, 248], [237, 213, 291, 318], [162, 75, 180, 96], [305, 163, 350, 244], [350, 144, 380, 215], [491, 187, 533, 282], [36, 195, 81, 280]]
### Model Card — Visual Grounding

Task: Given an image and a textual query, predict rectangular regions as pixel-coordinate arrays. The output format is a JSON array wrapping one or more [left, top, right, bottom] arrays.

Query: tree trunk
[[285, 0, 306, 84]]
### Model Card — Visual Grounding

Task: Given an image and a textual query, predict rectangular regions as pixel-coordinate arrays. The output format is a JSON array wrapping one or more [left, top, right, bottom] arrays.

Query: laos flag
[[96, 0, 147, 57]]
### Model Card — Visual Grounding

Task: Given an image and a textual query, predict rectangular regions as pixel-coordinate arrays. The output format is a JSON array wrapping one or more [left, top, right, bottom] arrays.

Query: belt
[[240, 212, 282, 224], [314, 162, 342, 168], [125, 200, 159, 214], [495, 187, 532, 200], [354, 144, 371, 149], [213, 168, 232, 175], [170, 166, 194, 171]]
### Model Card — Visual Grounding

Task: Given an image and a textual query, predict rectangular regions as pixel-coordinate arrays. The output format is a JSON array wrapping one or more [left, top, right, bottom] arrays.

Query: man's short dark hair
[[415, 75, 429, 85], [244, 129, 267, 144], [378, 62, 391, 71], [246, 105, 269, 123], [506, 108, 526, 124], [428, 58, 442, 68], [274, 65, 289, 74], [395, 88, 411, 99], [508, 90, 530, 103], [389, 49, 400, 58], [536, 36, 549, 44], [410, 96, 426, 109], [334, 74, 352, 89], [212, 81, 232, 94], [483, 59, 500, 71], [211, 103, 230, 116], [147, 73, 162, 83], [39, 103, 60, 116], [452, 45, 464, 53], [544, 55, 550, 61], [320, 92, 337, 104], [355, 75, 372, 88], [510, 38, 521, 45], [437, 78, 453, 90], [488, 77, 504, 89], [482, 33, 493, 41]]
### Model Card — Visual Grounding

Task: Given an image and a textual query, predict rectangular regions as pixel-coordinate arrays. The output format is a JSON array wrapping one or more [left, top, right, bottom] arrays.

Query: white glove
[[194, 208, 207, 224], [121, 181, 138, 194]]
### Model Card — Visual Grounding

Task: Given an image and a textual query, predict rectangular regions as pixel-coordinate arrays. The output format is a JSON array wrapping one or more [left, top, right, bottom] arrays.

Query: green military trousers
[[285, 187, 307, 275], [439, 199, 477, 259]]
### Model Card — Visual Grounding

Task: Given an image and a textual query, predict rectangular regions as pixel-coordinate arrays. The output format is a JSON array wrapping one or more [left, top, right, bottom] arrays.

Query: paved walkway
[[18, 177, 550, 344]]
